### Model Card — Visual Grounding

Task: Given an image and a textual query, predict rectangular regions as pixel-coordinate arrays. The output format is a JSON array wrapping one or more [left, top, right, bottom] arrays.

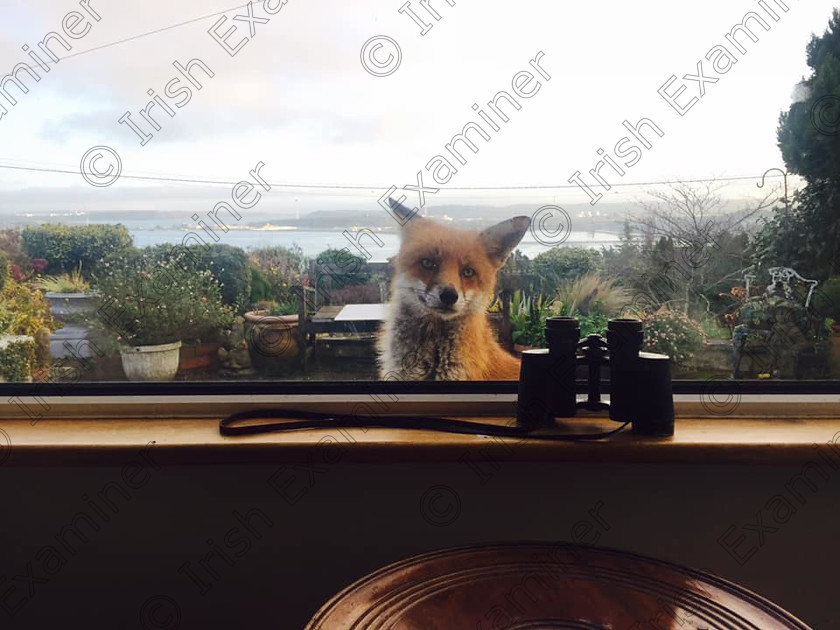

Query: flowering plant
[[249, 245, 306, 305], [641, 307, 706, 365], [92, 250, 234, 346]]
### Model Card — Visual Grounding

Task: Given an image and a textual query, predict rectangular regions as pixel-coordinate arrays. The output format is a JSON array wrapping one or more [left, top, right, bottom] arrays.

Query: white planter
[[119, 341, 182, 381]]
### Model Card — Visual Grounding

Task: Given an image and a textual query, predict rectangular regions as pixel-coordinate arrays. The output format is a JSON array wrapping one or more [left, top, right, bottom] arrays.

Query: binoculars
[[517, 317, 674, 436]]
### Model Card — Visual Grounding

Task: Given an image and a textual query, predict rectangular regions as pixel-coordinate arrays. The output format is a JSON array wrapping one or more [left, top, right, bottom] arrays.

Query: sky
[[0, 0, 836, 217]]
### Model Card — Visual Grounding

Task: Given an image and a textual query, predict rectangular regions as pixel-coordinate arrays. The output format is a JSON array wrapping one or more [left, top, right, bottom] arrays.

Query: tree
[[778, 9, 840, 181], [766, 9, 840, 278], [751, 181, 840, 278], [631, 181, 771, 315], [602, 221, 642, 287]]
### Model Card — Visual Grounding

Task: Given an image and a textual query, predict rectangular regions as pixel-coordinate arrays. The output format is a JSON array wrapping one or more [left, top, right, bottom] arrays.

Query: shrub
[[327, 283, 382, 305], [92, 249, 234, 346], [697, 313, 731, 340], [33, 326, 51, 369], [577, 312, 609, 338], [129, 244, 252, 312], [249, 245, 306, 303], [510, 291, 553, 347], [34, 264, 91, 293], [549, 274, 630, 338], [249, 266, 272, 304], [0, 335, 35, 382], [0, 279, 58, 336], [552, 273, 630, 318], [0, 251, 8, 291], [313, 248, 370, 295], [812, 276, 840, 322], [192, 244, 251, 311], [531, 247, 603, 294], [641, 307, 706, 365], [22, 224, 132, 275], [253, 299, 298, 316], [0, 228, 29, 268]]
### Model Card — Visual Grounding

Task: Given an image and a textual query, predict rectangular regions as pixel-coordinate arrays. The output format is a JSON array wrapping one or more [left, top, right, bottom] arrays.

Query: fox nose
[[439, 286, 459, 306]]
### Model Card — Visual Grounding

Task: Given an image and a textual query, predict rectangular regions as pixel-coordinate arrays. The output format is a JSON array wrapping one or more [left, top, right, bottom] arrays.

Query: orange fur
[[378, 209, 530, 381]]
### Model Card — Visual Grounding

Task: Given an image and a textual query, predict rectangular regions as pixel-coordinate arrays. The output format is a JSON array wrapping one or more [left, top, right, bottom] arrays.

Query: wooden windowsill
[[1, 416, 838, 466]]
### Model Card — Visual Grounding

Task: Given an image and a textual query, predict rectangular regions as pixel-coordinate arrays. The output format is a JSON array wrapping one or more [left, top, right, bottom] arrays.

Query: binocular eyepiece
[[517, 317, 674, 436]]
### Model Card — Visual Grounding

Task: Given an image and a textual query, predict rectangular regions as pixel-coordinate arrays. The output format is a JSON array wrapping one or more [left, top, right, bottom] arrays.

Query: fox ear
[[480, 216, 531, 267], [388, 197, 422, 230]]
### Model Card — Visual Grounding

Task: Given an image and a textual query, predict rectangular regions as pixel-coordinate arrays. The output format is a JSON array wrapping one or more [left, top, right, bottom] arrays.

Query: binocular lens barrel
[[545, 317, 580, 417], [608, 318, 644, 425], [517, 349, 555, 428], [632, 352, 675, 436]]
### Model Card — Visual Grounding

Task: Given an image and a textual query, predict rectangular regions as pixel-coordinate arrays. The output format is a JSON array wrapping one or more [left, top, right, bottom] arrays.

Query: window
[[1, 0, 839, 405]]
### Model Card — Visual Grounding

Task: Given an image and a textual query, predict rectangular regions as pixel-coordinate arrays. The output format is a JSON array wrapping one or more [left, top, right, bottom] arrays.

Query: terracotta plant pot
[[179, 342, 221, 371], [119, 341, 182, 381], [243, 311, 300, 361]]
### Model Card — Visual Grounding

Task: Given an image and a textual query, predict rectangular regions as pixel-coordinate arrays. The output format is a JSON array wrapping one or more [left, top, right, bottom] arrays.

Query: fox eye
[[420, 257, 436, 270], [462, 267, 476, 278]]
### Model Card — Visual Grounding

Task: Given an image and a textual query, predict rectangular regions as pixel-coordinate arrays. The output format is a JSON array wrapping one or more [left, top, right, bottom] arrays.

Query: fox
[[377, 198, 531, 381]]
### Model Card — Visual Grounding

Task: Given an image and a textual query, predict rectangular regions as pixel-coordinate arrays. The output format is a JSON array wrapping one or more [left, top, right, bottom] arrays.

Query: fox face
[[388, 199, 531, 321]]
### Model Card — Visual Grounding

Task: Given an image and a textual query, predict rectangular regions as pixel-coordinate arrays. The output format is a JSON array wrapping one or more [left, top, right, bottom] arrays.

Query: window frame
[[4, 379, 840, 397], [2, 380, 839, 422]]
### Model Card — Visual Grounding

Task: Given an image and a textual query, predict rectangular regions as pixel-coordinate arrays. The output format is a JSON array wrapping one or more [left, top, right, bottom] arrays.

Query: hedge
[[22, 224, 132, 275], [313, 247, 370, 290], [0, 250, 8, 291], [0, 335, 35, 382], [531, 247, 603, 294]]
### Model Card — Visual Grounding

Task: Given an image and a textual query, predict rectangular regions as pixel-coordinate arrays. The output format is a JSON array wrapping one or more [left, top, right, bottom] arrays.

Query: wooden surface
[[304, 543, 811, 629], [310, 305, 344, 322], [0, 416, 839, 465]]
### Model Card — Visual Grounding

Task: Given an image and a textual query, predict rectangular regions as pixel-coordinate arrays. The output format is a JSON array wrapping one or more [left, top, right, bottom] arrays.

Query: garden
[[0, 224, 394, 382], [1, 202, 839, 384], [11, 135, 840, 387]]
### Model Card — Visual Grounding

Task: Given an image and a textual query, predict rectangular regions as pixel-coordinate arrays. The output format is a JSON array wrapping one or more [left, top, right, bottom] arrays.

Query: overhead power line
[[38, 2, 265, 65], [0, 162, 791, 191]]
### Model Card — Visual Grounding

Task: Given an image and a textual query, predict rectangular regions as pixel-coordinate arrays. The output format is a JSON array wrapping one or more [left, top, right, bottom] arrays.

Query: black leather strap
[[220, 408, 629, 441]]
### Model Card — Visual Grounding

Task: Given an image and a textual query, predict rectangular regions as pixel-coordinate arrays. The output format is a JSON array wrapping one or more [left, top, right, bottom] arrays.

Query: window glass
[[1, 0, 838, 386]]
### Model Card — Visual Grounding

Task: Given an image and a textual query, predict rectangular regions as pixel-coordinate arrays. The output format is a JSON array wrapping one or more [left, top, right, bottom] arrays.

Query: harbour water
[[129, 228, 621, 262]]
